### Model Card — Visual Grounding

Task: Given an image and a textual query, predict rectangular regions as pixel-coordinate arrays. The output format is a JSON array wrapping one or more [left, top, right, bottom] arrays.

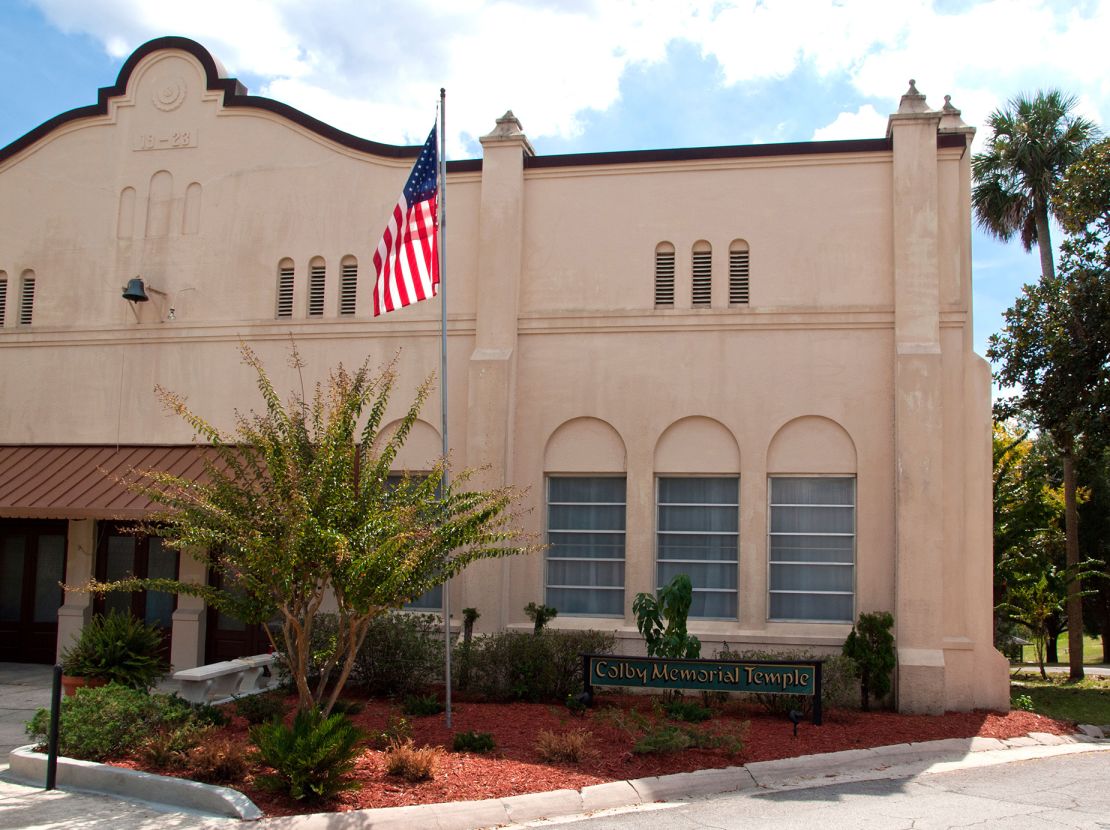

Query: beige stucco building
[[0, 37, 1008, 713]]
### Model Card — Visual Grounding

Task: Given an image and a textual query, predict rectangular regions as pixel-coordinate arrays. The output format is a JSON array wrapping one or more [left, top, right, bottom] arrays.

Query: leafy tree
[[633, 574, 701, 660], [1054, 137, 1110, 239], [77, 344, 536, 714], [842, 611, 895, 712], [989, 236, 1110, 678], [972, 89, 1098, 282], [523, 602, 558, 635]]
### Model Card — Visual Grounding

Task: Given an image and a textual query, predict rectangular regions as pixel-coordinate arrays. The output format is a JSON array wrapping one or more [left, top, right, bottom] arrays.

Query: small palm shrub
[[534, 729, 596, 764], [250, 708, 365, 801], [452, 730, 496, 754], [59, 610, 168, 689], [401, 694, 444, 717], [185, 736, 250, 784], [140, 721, 212, 768], [234, 692, 287, 725], [384, 739, 442, 782], [633, 724, 692, 754]]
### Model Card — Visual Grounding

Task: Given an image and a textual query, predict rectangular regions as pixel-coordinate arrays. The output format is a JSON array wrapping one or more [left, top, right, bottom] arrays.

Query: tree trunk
[[1045, 614, 1063, 663], [1034, 201, 1056, 281], [1063, 450, 1085, 680]]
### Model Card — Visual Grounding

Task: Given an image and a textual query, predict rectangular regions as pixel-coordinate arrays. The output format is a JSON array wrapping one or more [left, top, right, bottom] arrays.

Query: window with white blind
[[19, 272, 35, 325], [308, 259, 325, 317], [0, 273, 7, 326], [657, 477, 738, 619], [654, 243, 675, 307], [276, 261, 294, 318], [729, 240, 750, 305], [339, 258, 358, 316], [768, 477, 855, 622], [692, 242, 711, 307], [546, 477, 625, 616]]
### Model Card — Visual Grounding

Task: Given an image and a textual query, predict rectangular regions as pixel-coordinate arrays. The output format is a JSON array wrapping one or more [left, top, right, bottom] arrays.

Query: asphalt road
[[532, 750, 1110, 830]]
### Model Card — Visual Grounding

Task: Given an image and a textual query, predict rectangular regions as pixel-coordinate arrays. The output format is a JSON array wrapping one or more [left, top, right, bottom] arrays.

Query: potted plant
[[59, 609, 169, 695]]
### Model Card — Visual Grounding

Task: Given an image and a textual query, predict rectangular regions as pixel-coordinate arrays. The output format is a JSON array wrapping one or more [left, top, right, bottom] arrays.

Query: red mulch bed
[[112, 691, 1073, 817]]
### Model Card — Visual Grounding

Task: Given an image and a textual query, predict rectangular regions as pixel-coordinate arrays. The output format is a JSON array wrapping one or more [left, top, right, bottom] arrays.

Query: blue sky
[[2, 0, 1105, 380]]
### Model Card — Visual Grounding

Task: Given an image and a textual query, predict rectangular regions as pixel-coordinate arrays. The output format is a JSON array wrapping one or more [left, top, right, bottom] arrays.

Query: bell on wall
[[122, 277, 149, 302]]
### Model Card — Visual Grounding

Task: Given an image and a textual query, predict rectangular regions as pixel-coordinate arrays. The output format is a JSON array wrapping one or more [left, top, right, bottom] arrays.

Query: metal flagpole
[[438, 88, 452, 730]]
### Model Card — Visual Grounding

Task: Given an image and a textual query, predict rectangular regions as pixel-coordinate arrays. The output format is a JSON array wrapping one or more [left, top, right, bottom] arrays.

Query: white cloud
[[812, 105, 888, 141], [27, 0, 1110, 154]]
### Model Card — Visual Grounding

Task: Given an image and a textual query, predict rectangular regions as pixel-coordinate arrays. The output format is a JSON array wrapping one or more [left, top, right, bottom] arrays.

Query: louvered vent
[[19, 276, 35, 325], [729, 249, 750, 305], [0, 277, 6, 326], [654, 250, 675, 307], [276, 264, 294, 318], [691, 250, 712, 307], [339, 261, 357, 316], [308, 263, 325, 317]]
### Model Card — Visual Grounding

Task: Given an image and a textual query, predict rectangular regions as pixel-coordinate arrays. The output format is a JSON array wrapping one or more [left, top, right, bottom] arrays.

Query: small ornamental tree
[[76, 344, 536, 714], [524, 602, 558, 635], [633, 574, 701, 660], [842, 611, 896, 711]]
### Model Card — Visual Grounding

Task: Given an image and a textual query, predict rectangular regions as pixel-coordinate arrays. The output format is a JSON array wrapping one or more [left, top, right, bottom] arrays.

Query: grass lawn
[[1020, 633, 1105, 665], [1011, 672, 1110, 724]]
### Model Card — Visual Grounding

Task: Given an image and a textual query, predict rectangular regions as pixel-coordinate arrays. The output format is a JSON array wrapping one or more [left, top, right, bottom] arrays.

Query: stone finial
[[898, 78, 930, 114], [938, 93, 971, 132], [480, 109, 535, 155]]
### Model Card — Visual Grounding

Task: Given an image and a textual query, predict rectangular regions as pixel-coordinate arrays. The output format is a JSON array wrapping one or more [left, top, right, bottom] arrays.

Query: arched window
[[0, 271, 7, 326], [339, 256, 358, 316], [19, 270, 35, 325], [654, 242, 675, 308], [729, 240, 750, 306], [275, 259, 294, 318], [307, 257, 326, 317], [692, 241, 711, 308]]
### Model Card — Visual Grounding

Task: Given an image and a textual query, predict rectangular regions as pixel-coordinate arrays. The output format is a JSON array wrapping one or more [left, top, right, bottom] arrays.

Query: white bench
[[172, 654, 277, 704]]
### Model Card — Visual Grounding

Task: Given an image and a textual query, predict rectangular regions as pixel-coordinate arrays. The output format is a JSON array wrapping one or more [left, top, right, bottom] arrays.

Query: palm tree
[[972, 89, 1098, 282]]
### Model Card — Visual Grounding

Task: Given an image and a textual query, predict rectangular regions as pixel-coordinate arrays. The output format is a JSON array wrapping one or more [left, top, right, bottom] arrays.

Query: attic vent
[[339, 259, 357, 316], [729, 241, 750, 306], [308, 261, 325, 317], [19, 273, 35, 325], [654, 244, 675, 308], [0, 274, 6, 326], [692, 244, 711, 308], [276, 262, 294, 318]]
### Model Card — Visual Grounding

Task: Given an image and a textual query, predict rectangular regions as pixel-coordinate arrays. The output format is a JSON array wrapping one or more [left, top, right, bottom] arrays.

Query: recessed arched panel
[[145, 170, 173, 238], [767, 415, 857, 473], [376, 418, 442, 472], [117, 187, 136, 240], [182, 182, 202, 235], [654, 416, 739, 474], [544, 417, 626, 472]]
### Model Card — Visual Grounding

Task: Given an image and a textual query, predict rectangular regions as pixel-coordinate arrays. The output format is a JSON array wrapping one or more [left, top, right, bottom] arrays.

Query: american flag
[[372, 126, 439, 316]]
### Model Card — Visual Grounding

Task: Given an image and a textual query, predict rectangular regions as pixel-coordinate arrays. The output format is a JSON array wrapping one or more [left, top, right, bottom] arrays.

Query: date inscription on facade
[[134, 129, 198, 151]]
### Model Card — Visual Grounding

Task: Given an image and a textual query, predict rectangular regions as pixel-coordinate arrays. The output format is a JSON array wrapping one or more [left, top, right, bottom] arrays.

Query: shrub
[[842, 611, 896, 711], [662, 698, 712, 723], [716, 647, 858, 716], [140, 721, 212, 768], [632, 724, 691, 754], [633, 574, 701, 659], [186, 736, 250, 784], [59, 610, 168, 690], [452, 730, 496, 753], [402, 694, 444, 717], [27, 684, 165, 761], [384, 739, 442, 781], [350, 612, 443, 697], [534, 729, 595, 764], [250, 708, 365, 801], [463, 629, 616, 703], [367, 715, 412, 750], [524, 602, 558, 635], [234, 692, 288, 725]]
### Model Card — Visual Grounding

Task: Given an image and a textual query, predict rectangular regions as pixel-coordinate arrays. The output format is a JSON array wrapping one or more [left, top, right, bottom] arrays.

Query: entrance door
[[204, 569, 272, 662], [0, 520, 67, 663], [94, 524, 178, 652]]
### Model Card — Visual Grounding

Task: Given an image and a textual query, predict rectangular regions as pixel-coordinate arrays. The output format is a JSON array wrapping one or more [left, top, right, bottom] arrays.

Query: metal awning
[[0, 445, 214, 520]]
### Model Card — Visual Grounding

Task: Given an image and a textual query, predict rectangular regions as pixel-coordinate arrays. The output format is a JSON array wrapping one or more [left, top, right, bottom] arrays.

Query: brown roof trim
[[0, 35, 479, 171]]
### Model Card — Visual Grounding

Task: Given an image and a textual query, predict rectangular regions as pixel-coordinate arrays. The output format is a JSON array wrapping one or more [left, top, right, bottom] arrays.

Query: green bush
[[250, 707, 365, 801], [401, 694, 444, 717], [463, 629, 616, 702], [25, 684, 190, 762], [662, 698, 712, 723], [234, 692, 288, 725], [842, 611, 896, 711], [350, 612, 443, 697], [59, 610, 168, 689], [716, 647, 858, 715], [452, 730, 496, 753], [633, 724, 692, 754]]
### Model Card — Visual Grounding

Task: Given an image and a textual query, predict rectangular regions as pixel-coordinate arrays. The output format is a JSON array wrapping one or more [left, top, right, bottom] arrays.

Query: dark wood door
[[94, 523, 177, 654], [0, 520, 67, 663], [205, 569, 272, 662]]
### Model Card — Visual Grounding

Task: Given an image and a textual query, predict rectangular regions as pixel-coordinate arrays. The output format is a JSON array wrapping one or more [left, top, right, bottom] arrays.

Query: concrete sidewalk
[[0, 664, 52, 763]]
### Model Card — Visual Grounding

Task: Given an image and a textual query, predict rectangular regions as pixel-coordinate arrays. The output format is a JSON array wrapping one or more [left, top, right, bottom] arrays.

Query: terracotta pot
[[61, 675, 108, 697]]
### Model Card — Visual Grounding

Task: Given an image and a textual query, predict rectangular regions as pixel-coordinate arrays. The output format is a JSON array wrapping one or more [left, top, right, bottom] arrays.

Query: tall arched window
[[654, 242, 675, 308], [307, 257, 326, 317], [0, 271, 7, 327], [19, 270, 35, 325], [276, 259, 294, 318], [729, 239, 750, 306], [339, 256, 358, 316], [692, 241, 712, 308]]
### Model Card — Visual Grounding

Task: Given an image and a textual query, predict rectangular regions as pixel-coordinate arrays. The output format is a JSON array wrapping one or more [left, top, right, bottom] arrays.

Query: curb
[[6, 745, 262, 820]]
